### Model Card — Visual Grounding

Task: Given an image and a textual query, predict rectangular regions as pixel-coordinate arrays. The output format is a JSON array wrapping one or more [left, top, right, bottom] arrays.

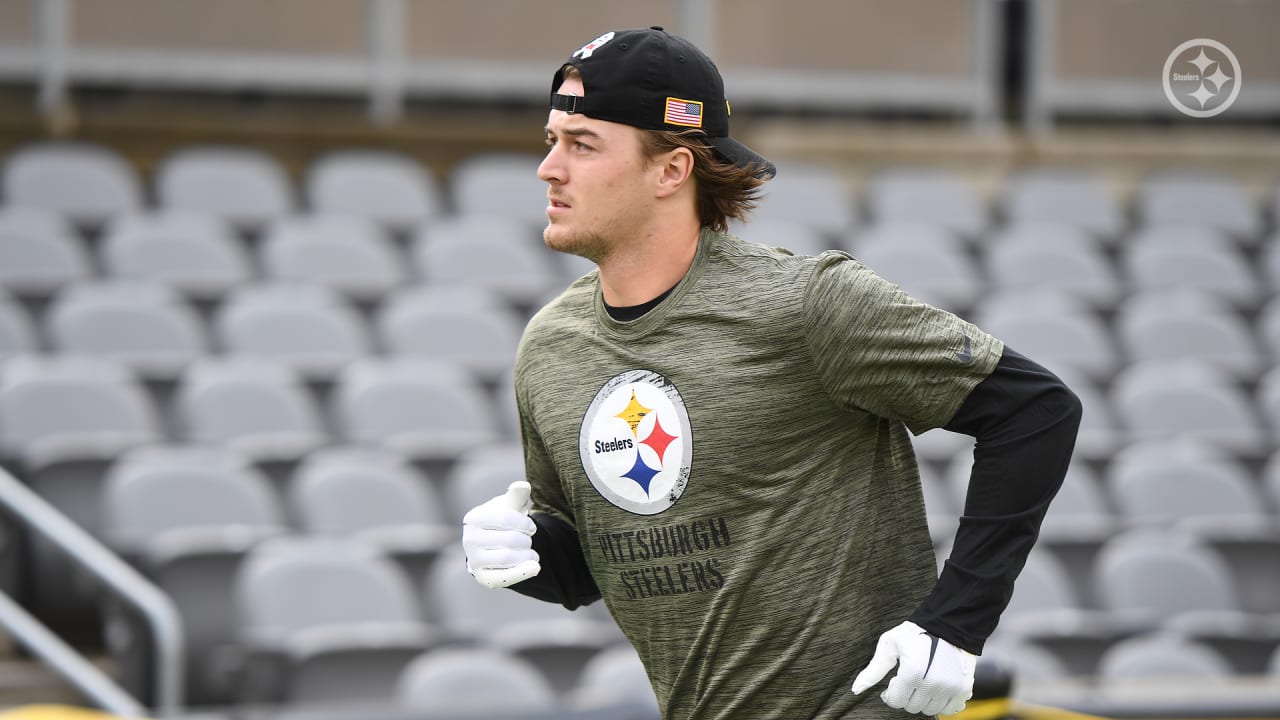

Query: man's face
[[537, 74, 656, 262]]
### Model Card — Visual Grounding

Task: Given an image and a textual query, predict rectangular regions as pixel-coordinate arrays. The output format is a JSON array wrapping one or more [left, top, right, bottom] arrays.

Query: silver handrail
[[0, 466, 184, 718]]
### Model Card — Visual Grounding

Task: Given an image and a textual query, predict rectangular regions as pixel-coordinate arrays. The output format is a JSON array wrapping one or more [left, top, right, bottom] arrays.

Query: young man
[[462, 26, 1081, 720]]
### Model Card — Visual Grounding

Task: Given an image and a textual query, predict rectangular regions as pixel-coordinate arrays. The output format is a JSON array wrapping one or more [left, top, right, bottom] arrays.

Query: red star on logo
[[640, 414, 678, 466]]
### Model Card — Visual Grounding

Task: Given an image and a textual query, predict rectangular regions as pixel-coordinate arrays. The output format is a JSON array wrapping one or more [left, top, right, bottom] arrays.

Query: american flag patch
[[664, 97, 703, 128]]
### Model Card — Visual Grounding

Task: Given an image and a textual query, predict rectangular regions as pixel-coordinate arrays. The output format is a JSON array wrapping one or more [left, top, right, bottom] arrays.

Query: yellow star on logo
[[615, 390, 652, 436]]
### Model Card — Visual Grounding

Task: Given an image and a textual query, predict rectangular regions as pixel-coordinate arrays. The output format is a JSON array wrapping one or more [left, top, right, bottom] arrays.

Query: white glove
[[851, 621, 976, 716], [461, 481, 542, 589]]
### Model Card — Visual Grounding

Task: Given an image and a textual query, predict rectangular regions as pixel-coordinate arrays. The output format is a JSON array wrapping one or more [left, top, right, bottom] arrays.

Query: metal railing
[[0, 465, 183, 718]]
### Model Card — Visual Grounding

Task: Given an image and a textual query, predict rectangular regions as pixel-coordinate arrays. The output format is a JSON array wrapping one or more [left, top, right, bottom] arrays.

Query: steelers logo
[[579, 369, 692, 515]]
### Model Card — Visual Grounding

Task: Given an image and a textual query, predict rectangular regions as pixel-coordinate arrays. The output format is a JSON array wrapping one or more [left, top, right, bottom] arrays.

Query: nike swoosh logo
[[955, 334, 972, 363], [921, 630, 940, 678]]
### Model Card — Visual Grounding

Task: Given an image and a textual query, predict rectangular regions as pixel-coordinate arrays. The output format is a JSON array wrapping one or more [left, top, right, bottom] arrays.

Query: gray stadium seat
[[973, 291, 1119, 382], [397, 647, 557, 714], [260, 214, 406, 303], [2, 141, 143, 225], [745, 162, 857, 237], [0, 291, 37, 360], [850, 222, 982, 313], [979, 639, 1071, 683], [1107, 440, 1268, 536], [1099, 633, 1234, 681], [1045, 367, 1120, 461], [43, 282, 208, 381], [155, 146, 293, 229], [1111, 362, 1266, 456], [304, 149, 442, 230], [233, 536, 440, 704], [1000, 167, 1125, 240], [1115, 290, 1262, 379], [1136, 171, 1261, 241], [330, 358, 498, 472], [287, 446, 455, 595], [427, 545, 622, 694], [570, 645, 659, 714], [918, 460, 958, 547], [98, 212, 253, 302], [101, 444, 287, 705], [174, 357, 327, 466], [213, 284, 371, 380], [449, 153, 547, 227], [984, 224, 1122, 308], [864, 167, 988, 237], [0, 206, 92, 301], [442, 442, 526, 523], [729, 220, 840, 257], [998, 549, 1120, 644], [412, 215, 562, 312], [376, 286, 522, 382], [1122, 225, 1262, 307]]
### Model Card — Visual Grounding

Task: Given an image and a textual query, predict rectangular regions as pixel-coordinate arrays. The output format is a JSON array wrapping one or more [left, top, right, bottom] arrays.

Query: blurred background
[[0, 1, 1279, 719]]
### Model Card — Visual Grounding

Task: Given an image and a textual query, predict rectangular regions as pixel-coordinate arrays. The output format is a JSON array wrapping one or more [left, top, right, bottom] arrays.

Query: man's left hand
[[851, 621, 976, 716]]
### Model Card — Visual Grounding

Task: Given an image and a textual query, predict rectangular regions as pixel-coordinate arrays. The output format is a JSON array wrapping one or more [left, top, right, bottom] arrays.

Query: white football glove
[[461, 481, 542, 589], [851, 621, 976, 716]]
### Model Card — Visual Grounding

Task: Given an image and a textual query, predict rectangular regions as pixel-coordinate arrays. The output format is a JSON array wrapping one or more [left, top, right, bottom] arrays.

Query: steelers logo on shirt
[[580, 369, 692, 515]]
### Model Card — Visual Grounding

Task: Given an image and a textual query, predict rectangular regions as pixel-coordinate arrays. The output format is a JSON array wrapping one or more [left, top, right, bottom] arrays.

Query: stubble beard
[[544, 223, 612, 265]]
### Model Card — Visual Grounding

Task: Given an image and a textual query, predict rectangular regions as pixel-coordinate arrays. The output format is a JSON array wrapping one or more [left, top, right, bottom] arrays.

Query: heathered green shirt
[[515, 230, 1002, 720]]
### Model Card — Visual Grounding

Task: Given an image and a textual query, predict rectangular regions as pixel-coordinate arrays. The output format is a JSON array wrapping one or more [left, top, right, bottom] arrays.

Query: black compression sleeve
[[508, 511, 602, 610], [908, 346, 1082, 654]]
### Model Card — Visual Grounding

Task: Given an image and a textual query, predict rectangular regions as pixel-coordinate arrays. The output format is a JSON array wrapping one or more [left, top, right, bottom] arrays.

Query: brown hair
[[557, 65, 765, 232]]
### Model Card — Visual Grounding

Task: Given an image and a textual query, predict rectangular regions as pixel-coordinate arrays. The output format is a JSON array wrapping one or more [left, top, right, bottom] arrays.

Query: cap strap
[[551, 93, 585, 114]]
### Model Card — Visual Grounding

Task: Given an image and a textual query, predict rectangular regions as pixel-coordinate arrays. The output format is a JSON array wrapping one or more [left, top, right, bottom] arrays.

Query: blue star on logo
[[621, 453, 660, 496]]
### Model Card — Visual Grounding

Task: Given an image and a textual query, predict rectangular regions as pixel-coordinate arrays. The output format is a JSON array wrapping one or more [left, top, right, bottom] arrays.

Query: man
[[462, 26, 1081, 720]]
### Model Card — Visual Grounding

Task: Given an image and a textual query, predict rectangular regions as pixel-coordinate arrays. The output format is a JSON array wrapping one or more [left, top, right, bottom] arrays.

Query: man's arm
[[508, 512, 601, 610], [910, 345, 1082, 653]]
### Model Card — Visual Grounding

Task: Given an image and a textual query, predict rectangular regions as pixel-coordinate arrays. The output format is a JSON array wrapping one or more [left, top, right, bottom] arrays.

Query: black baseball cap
[[550, 26, 776, 179]]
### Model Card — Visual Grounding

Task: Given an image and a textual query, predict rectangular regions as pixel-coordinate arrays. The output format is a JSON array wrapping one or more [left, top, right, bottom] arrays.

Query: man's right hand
[[461, 480, 542, 589]]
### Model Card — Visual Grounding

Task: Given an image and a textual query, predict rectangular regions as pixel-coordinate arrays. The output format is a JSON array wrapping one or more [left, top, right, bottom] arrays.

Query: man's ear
[[655, 147, 695, 199]]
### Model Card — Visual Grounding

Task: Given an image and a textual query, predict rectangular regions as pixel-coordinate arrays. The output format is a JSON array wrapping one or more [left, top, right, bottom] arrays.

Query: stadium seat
[[1115, 290, 1262, 379], [1098, 632, 1234, 681], [174, 357, 327, 467], [1111, 362, 1267, 456], [1, 141, 143, 226], [98, 212, 253, 303], [304, 149, 443, 230], [443, 442, 526, 523], [997, 549, 1120, 645], [745, 162, 857, 237], [396, 647, 557, 713], [729, 220, 840, 257], [212, 284, 371, 380], [330, 357, 499, 472], [1121, 225, 1263, 307], [999, 166, 1126, 240], [376, 286, 523, 383], [973, 291, 1119, 382], [259, 214, 406, 304], [449, 153, 547, 227], [412, 214, 562, 313], [850, 222, 982, 313], [983, 224, 1122, 308], [864, 166, 988, 237], [427, 545, 622, 694], [979, 639, 1071, 682], [0, 206, 92, 302], [570, 645, 659, 714], [287, 446, 455, 595], [154, 146, 293, 229], [1135, 170, 1262, 241], [0, 290, 37, 360], [1107, 440, 1269, 536], [918, 460, 958, 547], [232, 536, 440, 703], [43, 283, 208, 381], [100, 444, 287, 706]]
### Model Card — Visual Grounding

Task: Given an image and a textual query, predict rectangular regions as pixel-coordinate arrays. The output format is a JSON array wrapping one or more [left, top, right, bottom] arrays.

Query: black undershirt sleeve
[[908, 346, 1082, 654], [508, 512, 601, 610]]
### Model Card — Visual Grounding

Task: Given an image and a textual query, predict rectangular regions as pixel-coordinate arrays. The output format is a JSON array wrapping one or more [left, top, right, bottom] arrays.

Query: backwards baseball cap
[[550, 26, 776, 179]]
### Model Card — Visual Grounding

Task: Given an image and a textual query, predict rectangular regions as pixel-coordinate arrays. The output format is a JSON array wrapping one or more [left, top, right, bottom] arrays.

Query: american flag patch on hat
[[664, 97, 703, 128]]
